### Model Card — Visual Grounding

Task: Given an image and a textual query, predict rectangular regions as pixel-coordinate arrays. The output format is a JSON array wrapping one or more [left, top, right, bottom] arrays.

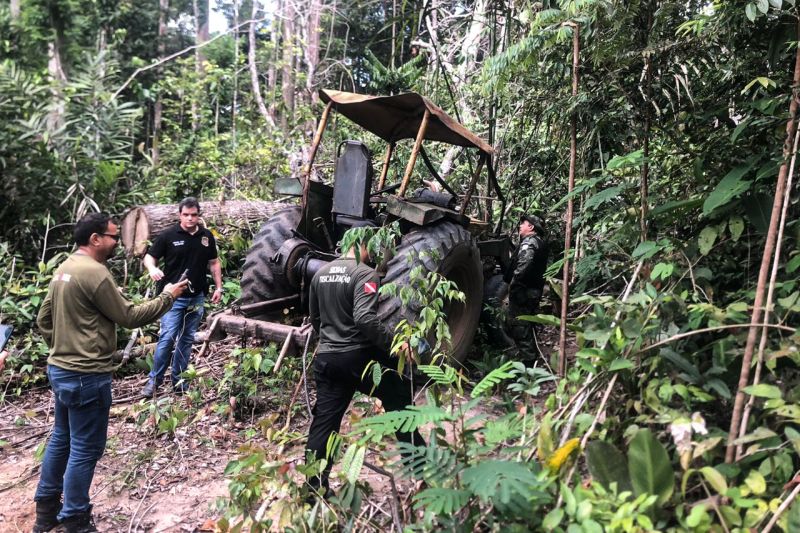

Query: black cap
[[520, 213, 546, 234]]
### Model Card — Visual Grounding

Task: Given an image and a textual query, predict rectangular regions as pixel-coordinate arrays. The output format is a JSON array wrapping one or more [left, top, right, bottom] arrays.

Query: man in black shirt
[[141, 198, 222, 396], [306, 230, 423, 496]]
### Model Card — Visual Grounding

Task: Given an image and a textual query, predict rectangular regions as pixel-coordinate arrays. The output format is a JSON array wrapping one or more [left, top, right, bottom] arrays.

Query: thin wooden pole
[[459, 154, 486, 213], [725, 22, 800, 464], [558, 22, 580, 378], [378, 142, 395, 190], [302, 101, 333, 204], [398, 109, 430, 197]]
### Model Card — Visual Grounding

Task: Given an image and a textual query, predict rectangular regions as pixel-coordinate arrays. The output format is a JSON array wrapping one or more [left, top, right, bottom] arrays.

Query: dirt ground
[[0, 327, 565, 532]]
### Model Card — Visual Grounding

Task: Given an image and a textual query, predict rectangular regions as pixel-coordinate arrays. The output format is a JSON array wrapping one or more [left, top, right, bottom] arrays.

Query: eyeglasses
[[101, 233, 121, 242]]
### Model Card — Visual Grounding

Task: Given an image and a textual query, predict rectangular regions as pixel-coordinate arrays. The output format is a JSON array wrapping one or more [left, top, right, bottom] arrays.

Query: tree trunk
[[725, 20, 800, 464], [558, 23, 580, 378], [249, 0, 274, 127], [281, 0, 296, 133], [192, 0, 209, 132], [10, 0, 20, 20], [267, 0, 281, 123], [152, 0, 170, 166], [305, 0, 322, 106], [120, 200, 290, 256]]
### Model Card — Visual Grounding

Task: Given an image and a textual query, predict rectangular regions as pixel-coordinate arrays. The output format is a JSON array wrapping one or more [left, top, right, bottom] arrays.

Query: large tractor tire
[[481, 274, 515, 347], [240, 206, 302, 304], [378, 221, 483, 364]]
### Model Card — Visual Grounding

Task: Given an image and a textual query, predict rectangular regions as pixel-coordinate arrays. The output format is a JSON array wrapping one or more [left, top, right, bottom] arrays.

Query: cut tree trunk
[[120, 200, 290, 256]]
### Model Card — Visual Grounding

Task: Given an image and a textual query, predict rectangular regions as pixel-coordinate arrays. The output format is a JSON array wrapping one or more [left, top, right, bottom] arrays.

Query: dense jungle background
[[2, 0, 800, 530]]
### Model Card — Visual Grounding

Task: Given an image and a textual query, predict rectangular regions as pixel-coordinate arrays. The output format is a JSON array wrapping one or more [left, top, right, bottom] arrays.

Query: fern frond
[[354, 405, 452, 443], [417, 364, 458, 386], [461, 460, 543, 505], [413, 488, 471, 515], [472, 361, 516, 398], [394, 440, 461, 485]]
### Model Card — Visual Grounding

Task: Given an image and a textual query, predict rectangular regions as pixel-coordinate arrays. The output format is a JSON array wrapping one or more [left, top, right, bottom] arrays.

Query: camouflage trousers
[[507, 286, 542, 361]]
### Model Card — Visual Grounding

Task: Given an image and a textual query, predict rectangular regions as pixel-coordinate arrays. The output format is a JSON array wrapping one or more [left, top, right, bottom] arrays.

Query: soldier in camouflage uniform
[[504, 214, 549, 360]]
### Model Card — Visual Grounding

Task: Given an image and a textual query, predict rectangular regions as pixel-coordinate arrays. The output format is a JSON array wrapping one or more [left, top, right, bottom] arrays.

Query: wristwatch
[[214, 287, 223, 293]]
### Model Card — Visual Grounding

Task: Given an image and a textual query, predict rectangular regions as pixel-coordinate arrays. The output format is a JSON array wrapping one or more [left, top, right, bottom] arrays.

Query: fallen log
[[120, 200, 291, 256]]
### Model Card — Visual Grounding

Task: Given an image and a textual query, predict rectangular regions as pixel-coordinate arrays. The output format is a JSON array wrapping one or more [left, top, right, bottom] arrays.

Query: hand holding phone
[[0, 324, 13, 353], [178, 269, 190, 283]]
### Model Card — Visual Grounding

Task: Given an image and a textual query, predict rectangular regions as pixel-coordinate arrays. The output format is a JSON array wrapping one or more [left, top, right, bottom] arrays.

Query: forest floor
[[0, 327, 565, 532]]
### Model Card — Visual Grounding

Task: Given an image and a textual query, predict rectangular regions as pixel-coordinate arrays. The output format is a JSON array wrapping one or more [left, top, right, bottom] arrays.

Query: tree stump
[[120, 200, 291, 256]]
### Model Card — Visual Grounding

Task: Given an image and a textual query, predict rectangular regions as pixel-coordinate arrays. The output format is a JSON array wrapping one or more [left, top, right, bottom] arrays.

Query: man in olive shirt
[[305, 231, 423, 496], [33, 213, 187, 533]]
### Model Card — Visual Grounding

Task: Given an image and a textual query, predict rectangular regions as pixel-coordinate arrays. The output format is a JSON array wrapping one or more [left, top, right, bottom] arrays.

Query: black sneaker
[[140, 380, 157, 398], [61, 509, 98, 533], [32, 496, 61, 532]]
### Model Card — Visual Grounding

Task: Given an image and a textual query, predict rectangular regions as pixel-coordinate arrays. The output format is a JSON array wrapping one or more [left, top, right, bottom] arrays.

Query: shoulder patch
[[201, 236, 209, 247], [364, 282, 377, 294]]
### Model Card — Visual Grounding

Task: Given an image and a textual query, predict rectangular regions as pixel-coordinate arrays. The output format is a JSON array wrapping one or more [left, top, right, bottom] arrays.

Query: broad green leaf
[[609, 358, 634, 371], [650, 262, 674, 280], [745, 3, 757, 21], [342, 445, 365, 484], [744, 470, 766, 495], [787, 499, 800, 533], [742, 383, 782, 399], [542, 508, 564, 529], [729, 216, 745, 241], [585, 440, 633, 493], [768, 0, 782, 7], [745, 192, 772, 233], [687, 503, 709, 527], [787, 254, 800, 274], [632, 240, 661, 260], [585, 185, 626, 211], [732, 427, 778, 445], [628, 428, 674, 505], [699, 466, 728, 494], [703, 162, 755, 215], [607, 149, 643, 170], [757, 0, 769, 12], [650, 197, 703, 218], [518, 314, 561, 326], [698, 226, 717, 256]]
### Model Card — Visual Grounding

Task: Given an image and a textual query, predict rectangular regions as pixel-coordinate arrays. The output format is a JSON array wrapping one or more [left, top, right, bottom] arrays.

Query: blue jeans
[[148, 293, 205, 390], [35, 365, 112, 519]]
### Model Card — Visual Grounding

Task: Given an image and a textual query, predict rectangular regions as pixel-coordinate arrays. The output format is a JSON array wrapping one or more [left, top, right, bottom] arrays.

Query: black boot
[[61, 507, 98, 533], [32, 496, 61, 532]]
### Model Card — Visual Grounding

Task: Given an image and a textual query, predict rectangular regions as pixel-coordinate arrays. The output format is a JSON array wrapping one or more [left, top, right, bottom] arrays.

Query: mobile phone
[[178, 269, 190, 282], [0, 324, 13, 353]]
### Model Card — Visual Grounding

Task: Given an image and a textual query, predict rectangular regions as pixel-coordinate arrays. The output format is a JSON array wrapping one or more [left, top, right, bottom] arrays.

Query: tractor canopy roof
[[319, 89, 494, 155]]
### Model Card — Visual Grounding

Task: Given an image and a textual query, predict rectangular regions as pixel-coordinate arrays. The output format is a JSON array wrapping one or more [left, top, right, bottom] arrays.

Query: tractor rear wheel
[[378, 221, 483, 365], [240, 206, 302, 304]]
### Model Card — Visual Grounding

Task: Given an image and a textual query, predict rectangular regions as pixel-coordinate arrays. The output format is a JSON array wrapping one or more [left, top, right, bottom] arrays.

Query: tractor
[[203, 89, 513, 364]]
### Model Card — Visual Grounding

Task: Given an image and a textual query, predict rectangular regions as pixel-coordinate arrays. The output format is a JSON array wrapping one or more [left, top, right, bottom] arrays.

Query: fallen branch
[[642, 323, 795, 353]]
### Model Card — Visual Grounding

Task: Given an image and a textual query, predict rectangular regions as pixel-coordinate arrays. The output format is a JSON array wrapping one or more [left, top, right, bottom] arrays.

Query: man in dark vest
[[505, 213, 549, 360]]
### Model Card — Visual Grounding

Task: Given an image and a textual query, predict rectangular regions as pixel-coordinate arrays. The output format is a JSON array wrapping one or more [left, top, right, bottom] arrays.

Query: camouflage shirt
[[507, 234, 549, 291]]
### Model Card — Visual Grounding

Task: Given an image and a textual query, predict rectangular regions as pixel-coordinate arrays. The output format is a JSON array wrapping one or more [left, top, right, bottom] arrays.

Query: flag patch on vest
[[364, 282, 377, 294], [57, 273, 72, 282]]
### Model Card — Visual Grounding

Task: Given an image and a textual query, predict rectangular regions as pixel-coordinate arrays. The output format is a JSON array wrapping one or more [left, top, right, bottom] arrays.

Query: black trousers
[[305, 347, 424, 489], [508, 286, 542, 359]]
